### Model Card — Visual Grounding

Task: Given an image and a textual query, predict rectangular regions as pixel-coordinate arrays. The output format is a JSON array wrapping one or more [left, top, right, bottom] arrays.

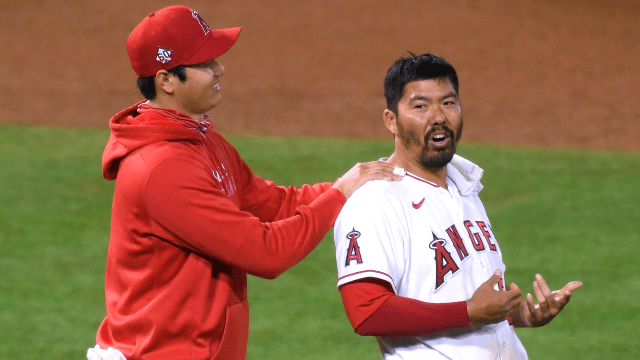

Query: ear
[[155, 70, 175, 96], [383, 109, 399, 135]]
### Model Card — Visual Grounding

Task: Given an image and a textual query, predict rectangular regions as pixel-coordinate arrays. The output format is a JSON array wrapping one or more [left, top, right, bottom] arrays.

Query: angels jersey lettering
[[334, 155, 527, 360]]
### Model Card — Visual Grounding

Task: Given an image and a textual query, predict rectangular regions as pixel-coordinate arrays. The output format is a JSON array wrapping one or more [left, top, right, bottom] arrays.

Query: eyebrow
[[189, 59, 217, 68], [409, 92, 458, 102]]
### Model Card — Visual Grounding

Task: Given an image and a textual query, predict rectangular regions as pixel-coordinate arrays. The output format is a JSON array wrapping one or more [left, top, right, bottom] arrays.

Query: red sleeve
[[228, 139, 335, 223], [340, 279, 470, 337], [240, 172, 334, 222], [146, 154, 345, 279]]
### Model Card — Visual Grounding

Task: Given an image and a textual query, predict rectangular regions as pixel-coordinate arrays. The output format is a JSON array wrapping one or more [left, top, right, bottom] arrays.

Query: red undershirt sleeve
[[340, 278, 470, 337]]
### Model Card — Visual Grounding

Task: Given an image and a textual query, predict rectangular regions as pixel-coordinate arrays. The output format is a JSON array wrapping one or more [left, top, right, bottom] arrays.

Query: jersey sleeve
[[334, 185, 404, 292], [340, 279, 469, 337]]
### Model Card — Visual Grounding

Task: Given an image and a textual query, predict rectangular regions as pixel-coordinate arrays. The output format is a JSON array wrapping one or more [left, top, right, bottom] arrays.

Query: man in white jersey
[[333, 53, 582, 360]]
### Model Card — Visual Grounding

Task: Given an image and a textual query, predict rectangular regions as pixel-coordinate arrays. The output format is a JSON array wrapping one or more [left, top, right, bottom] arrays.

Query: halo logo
[[191, 10, 211, 35], [345, 228, 363, 266]]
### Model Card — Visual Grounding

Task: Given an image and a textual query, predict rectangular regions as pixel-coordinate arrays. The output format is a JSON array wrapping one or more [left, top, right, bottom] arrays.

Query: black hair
[[383, 53, 459, 114], [136, 65, 188, 100]]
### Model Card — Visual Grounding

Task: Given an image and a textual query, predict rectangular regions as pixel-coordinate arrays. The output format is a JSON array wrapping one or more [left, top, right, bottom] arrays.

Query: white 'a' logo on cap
[[191, 10, 211, 35]]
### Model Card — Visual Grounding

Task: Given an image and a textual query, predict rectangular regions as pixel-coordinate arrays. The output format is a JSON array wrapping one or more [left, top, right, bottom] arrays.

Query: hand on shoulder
[[333, 161, 404, 199]]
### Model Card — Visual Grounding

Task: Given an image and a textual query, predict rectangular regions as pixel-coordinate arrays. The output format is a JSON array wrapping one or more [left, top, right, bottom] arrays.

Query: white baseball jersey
[[334, 155, 527, 360]]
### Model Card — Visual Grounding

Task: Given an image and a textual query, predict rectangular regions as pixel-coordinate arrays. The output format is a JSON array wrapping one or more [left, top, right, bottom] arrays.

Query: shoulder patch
[[345, 228, 363, 266]]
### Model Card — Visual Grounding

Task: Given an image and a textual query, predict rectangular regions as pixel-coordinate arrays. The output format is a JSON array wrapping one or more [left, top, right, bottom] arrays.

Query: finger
[[509, 297, 526, 314], [506, 282, 522, 299], [553, 281, 583, 305], [535, 274, 553, 296], [505, 283, 523, 314], [561, 281, 583, 294], [380, 162, 405, 181], [532, 279, 548, 311], [365, 163, 403, 181], [367, 162, 404, 181], [553, 290, 572, 308], [392, 171, 405, 181], [526, 293, 540, 319], [553, 284, 578, 304], [535, 274, 557, 308]]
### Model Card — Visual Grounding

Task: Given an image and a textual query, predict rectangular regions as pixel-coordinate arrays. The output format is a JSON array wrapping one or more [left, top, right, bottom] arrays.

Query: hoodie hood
[[102, 101, 205, 180]]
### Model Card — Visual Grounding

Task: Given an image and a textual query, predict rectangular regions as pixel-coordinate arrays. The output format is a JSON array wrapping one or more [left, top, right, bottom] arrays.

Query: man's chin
[[421, 149, 456, 168]]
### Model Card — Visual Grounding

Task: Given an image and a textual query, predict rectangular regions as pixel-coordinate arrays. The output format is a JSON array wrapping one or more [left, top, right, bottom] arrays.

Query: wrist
[[465, 300, 480, 329]]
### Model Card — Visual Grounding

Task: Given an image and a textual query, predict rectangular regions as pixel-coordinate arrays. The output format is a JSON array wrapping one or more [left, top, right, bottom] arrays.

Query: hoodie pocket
[[212, 302, 249, 360]]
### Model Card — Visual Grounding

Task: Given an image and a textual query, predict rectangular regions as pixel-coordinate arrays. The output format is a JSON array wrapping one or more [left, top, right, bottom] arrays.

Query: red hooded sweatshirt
[[96, 102, 345, 360]]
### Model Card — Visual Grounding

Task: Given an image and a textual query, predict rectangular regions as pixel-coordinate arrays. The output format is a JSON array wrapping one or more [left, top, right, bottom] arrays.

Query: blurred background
[[1, 0, 638, 150]]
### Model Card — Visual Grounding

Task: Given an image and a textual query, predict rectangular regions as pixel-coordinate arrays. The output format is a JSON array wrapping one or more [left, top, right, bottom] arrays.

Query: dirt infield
[[1, 0, 638, 151]]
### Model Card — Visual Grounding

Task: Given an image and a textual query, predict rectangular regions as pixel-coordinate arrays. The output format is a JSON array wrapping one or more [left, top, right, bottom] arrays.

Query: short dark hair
[[384, 53, 459, 114], [136, 65, 188, 100]]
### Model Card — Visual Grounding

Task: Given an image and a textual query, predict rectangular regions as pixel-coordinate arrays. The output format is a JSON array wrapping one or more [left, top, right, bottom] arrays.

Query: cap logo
[[191, 9, 211, 35], [156, 47, 173, 64]]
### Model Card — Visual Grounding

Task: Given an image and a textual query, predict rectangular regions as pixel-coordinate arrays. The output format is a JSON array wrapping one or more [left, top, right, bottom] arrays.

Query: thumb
[[486, 269, 503, 286], [562, 281, 584, 293]]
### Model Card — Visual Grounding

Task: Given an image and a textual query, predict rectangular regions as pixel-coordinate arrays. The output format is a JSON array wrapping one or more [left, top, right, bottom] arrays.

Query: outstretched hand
[[332, 161, 404, 199], [467, 269, 522, 327], [514, 274, 583, 328]]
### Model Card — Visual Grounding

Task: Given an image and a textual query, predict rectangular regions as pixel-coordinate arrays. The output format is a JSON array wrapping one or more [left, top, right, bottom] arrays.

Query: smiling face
[[384, 77, 463, 175], [173, 59, 225, 118]]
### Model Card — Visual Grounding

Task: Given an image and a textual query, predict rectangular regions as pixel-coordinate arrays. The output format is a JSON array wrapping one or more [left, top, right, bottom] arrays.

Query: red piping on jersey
[[338, 270, 394, 286], [406, 173, 440, 188]]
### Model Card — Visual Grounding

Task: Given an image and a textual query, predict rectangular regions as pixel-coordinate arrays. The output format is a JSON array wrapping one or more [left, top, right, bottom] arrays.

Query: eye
[[191, 60, 217, 69]]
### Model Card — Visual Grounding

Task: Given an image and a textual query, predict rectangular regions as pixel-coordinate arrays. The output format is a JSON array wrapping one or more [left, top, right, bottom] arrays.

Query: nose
[[430, 107, 447, 125], [212, 61, 225, 77]]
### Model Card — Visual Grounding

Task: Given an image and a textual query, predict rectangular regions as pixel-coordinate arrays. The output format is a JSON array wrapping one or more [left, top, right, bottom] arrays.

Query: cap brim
[[184, 27, 242, 65]]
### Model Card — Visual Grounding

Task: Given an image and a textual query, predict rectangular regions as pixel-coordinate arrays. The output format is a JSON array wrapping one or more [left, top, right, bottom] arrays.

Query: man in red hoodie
[[88, 6, 403, 360]]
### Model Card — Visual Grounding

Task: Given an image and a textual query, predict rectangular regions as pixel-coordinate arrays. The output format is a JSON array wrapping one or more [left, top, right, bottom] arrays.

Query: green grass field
[[1, 124, 638, 359]]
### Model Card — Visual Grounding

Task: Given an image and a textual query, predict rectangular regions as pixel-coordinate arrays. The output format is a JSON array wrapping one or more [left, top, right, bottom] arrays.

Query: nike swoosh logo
[[412, 198, 425, 209]]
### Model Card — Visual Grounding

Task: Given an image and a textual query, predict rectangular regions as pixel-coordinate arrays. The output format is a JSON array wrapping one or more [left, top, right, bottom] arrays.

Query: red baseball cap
[[126, 5, 241, 77]]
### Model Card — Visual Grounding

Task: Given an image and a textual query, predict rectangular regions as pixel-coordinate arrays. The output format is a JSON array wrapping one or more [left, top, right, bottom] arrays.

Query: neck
[[147, 99, 205, 122], [387, 152, 448, 188]]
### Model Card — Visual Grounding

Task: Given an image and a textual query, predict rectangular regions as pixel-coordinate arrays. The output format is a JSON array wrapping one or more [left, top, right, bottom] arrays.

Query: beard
[[397, 118, 463, 169]]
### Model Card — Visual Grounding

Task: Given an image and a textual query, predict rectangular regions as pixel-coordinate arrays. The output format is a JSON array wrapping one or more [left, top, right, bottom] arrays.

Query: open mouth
[[432, 133, 447, 143], [429, 132, 451, 148]]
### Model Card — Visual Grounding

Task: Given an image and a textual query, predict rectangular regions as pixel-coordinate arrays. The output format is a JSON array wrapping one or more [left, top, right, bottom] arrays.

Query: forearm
[[270, 182, 335, 220], [240, 170, 334, 222], [356, 296, 469, 337], [340, 279, 469, 337], [231, 188, 346, 278]]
